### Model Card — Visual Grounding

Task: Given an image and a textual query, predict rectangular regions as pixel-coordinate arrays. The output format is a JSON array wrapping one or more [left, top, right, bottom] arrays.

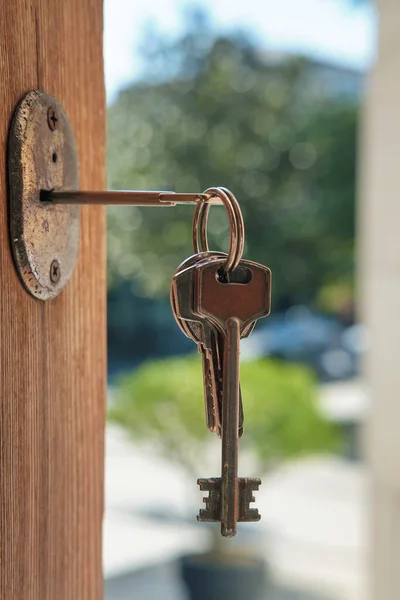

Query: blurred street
[[104, 381, 368, 600]]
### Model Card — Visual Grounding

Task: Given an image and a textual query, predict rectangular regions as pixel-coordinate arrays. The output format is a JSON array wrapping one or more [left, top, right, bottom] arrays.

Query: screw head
[[47, 107, 58, 131], [50, 260, 61, 283]]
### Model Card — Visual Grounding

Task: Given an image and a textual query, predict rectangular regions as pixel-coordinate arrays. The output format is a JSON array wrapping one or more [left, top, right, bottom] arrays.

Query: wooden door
[[0, 1, 106, 598]]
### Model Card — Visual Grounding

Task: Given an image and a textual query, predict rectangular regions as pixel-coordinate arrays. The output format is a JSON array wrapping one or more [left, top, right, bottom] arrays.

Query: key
[[171, 254, 226, 436], [172, 252, 256, 437], [170, 252, 226, 435], [195, 257, 271, 537], [171, 252, 249, 437]]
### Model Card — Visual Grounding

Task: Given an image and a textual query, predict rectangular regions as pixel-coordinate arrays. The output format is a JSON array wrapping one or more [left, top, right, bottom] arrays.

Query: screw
[[47, 107, 58, 131], [50, 260, 60, 283]]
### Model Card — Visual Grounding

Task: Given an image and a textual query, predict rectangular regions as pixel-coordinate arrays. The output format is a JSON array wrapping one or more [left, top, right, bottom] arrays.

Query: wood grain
[[0, 1, 106, 598]]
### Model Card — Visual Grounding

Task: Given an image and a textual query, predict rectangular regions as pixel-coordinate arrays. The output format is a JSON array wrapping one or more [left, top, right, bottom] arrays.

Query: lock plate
[[8, 90, 79, 300]]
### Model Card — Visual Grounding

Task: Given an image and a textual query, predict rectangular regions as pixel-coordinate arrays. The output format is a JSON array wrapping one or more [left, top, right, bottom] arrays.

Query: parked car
[[242, 306, 363, 382]]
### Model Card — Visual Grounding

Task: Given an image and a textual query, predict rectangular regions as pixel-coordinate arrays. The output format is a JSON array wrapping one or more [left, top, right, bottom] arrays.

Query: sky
[[104, 0, 376, 103]]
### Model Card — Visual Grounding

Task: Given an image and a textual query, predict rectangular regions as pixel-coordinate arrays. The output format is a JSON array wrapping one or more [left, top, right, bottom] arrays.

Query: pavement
[[104, 381, 369, 600]]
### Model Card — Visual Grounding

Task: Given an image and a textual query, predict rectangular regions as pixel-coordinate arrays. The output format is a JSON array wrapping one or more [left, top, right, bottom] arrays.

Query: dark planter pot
[[180, 553, 268, 600]]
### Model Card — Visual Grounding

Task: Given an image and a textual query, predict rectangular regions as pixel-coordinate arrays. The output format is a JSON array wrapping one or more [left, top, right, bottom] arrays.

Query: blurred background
[[102, 1, 387, 598]]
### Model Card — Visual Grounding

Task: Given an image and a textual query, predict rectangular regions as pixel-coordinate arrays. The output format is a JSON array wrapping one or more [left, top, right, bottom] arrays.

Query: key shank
[[221, 316, 241, 537]]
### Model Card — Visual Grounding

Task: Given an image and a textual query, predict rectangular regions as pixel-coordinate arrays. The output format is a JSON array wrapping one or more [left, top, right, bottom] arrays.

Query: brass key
[[171, 252, 252, 437], [194, 257, 272, 537]]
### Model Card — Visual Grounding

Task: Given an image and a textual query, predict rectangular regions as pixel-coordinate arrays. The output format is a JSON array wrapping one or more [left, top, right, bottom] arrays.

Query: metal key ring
[[193, 188, 238, 259], [199, 188, 244, 260], [218, 187, 245, 267], [192, 188, 239, 272], [192, 187, 244, 272], [192, 187, 243, 272]]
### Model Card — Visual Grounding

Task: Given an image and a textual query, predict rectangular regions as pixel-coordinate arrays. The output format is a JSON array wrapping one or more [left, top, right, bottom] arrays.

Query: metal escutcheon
[[8, 90, 79, 300]]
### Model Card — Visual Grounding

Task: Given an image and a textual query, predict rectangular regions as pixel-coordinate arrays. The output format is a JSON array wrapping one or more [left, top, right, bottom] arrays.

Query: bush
[[109, 356, 339, 475]]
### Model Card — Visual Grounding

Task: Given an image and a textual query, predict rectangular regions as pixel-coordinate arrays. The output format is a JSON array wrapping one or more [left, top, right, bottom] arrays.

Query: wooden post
[[359, 1, 400, 598], [0, 1, 106, 598]]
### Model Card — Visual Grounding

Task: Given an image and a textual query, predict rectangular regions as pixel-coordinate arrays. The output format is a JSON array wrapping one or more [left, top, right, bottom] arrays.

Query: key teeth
[[238, 477, 261, 522], [197, 477, 262, 523], [197, 477, 221, 522], [197, 477, 220, 491]]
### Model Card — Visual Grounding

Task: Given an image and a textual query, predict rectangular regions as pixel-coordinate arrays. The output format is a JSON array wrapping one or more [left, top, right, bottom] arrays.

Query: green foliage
[[107, 12, 358, 310], [109, 356, 339, 475], [241, 359, 339, 470]]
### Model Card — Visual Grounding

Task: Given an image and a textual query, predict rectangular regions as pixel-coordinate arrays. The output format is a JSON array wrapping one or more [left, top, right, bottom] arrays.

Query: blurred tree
[[109, 355, 340, 477], [107, 9, 358, 311]]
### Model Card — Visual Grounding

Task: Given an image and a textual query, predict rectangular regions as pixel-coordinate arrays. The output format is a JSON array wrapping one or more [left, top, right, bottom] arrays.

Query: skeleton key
[[170, 252, 225, 435], [195, 257, 271, 537]]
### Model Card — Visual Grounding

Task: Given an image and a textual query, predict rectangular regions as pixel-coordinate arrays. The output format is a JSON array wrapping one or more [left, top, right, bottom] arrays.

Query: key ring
[[192, 187, 245, 273], [200, 188, 245, 264], [192, 187, 243, 272]]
